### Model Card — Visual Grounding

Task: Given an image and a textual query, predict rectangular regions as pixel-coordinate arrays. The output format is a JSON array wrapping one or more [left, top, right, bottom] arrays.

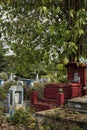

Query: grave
[[67, 62, 87, 112], [7, 81, 24, 115], [30, 62, 87, 112], [68, 96, 87, 113], [0, 79, 4, 86], [65, 62, 87, 90], [20, 78, 34, 87]]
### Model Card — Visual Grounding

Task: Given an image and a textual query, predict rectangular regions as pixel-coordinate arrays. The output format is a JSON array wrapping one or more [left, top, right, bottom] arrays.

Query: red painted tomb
[[30, 62, 87, 111]]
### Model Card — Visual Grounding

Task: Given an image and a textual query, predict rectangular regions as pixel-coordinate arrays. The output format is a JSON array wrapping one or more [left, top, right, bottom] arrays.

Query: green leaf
[[42, 0, 45, 4], [40, 6, 48, 16], [69, 42, 78, 53], [78, 29, 84, 36], [37, 21, 42, 29], [56, 7, 60, 13], [70, 9, 74, 18], [49, 26, 55, 34]]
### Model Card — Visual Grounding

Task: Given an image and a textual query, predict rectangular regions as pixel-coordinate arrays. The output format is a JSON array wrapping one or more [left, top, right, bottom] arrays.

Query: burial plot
[[7, 81, 24, 115]]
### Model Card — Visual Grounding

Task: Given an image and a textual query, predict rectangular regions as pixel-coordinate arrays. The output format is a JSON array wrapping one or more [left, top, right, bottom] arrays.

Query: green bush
[[33, 82, 46, 100], [24, 82, 46, 100], [0, 72, 8, 81], [4, 80, 16, 91], [0, 102, 4, 118], [58, 76, 68, 83], [0, 80, 17, 101], [10, 107, 36, 129], [0, 87, 6, 100]]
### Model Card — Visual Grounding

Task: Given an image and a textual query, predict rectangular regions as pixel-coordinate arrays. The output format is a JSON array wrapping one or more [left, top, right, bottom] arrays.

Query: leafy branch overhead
[[0, 0, 87, 77]]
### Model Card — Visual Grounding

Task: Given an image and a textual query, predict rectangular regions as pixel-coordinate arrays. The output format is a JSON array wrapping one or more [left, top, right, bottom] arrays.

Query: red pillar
[[30, 91, 38, 105], [56, 93, 64, 106]]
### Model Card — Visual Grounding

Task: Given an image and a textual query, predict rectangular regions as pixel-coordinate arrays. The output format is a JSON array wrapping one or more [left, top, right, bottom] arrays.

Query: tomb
[[20, 78, 34, 87], [67, 63, 87, 112], [31, 62, 87, 111], [0, 79, 4, 86], [68, 96, 87, 112], [7, 81, 24, 115]]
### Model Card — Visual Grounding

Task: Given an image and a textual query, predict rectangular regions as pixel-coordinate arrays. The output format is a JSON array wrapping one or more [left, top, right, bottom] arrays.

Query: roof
[[65, 62, 87, 68], [9, 85, 23, 91]]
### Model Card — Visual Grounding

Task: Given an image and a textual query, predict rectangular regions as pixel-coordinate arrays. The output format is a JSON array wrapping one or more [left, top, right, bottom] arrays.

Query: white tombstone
[[74, 73, 80, 82], [7, 81, 24, 116]]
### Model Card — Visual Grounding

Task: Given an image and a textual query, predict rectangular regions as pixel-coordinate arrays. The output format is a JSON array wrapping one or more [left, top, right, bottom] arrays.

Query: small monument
[[0, 79, 4, 86], [7, 81, 24, 116], [66, 62, 87, 112]]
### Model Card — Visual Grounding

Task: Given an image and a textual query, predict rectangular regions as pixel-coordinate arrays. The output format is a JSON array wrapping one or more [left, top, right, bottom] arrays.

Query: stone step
[[68, 96, 87, 113]]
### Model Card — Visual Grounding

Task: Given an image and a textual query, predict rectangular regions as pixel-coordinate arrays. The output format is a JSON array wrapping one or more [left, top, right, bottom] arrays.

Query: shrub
[[10, 107, 36, 129], [0, 102, 4, 118], [0, 72, 8, 81], [33, 82, 46, 100], [0, 87, 6, 100], [0, 80, 17, 101], [4, 80, 16, 91], [24, 82, 46, 100]]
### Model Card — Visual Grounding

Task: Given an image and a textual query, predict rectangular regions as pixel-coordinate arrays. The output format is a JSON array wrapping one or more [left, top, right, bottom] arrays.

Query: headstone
[[0, 79, 4, 86], [7, 81, 24, 116], [74, 72, 80, 82], [9, 73, 16, 80], [36, 74, 39, 82]]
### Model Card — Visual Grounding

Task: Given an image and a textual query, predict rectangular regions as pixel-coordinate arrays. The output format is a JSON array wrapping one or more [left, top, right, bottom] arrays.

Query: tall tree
[[0, 44, 8, 72], [0, 0, 87, 77], [63, 0, 87, 61]]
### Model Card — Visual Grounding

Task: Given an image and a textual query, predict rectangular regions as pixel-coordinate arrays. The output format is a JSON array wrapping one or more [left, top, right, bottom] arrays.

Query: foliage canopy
[[0, 0, 87, 77]]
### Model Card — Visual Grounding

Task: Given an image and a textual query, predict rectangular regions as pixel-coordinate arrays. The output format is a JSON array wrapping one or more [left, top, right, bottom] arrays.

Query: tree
[[63, 0, 87, 61], [0, 44, 8, 72], [0, 0, 87, 77]]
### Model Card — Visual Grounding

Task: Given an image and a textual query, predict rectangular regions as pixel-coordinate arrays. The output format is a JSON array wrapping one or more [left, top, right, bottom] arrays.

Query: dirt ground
[[55, 107, 87, 123], [35, 106, 87, 123]]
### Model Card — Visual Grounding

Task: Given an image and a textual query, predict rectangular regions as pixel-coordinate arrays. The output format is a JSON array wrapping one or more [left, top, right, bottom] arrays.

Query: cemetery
[[0, 62, 87, 129], [30, 62, 87, 112], [0, 0, 86, 129]]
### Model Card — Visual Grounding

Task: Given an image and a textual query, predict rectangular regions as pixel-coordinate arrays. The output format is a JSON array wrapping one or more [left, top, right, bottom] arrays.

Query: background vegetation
[[0, 0, 87, 79]]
